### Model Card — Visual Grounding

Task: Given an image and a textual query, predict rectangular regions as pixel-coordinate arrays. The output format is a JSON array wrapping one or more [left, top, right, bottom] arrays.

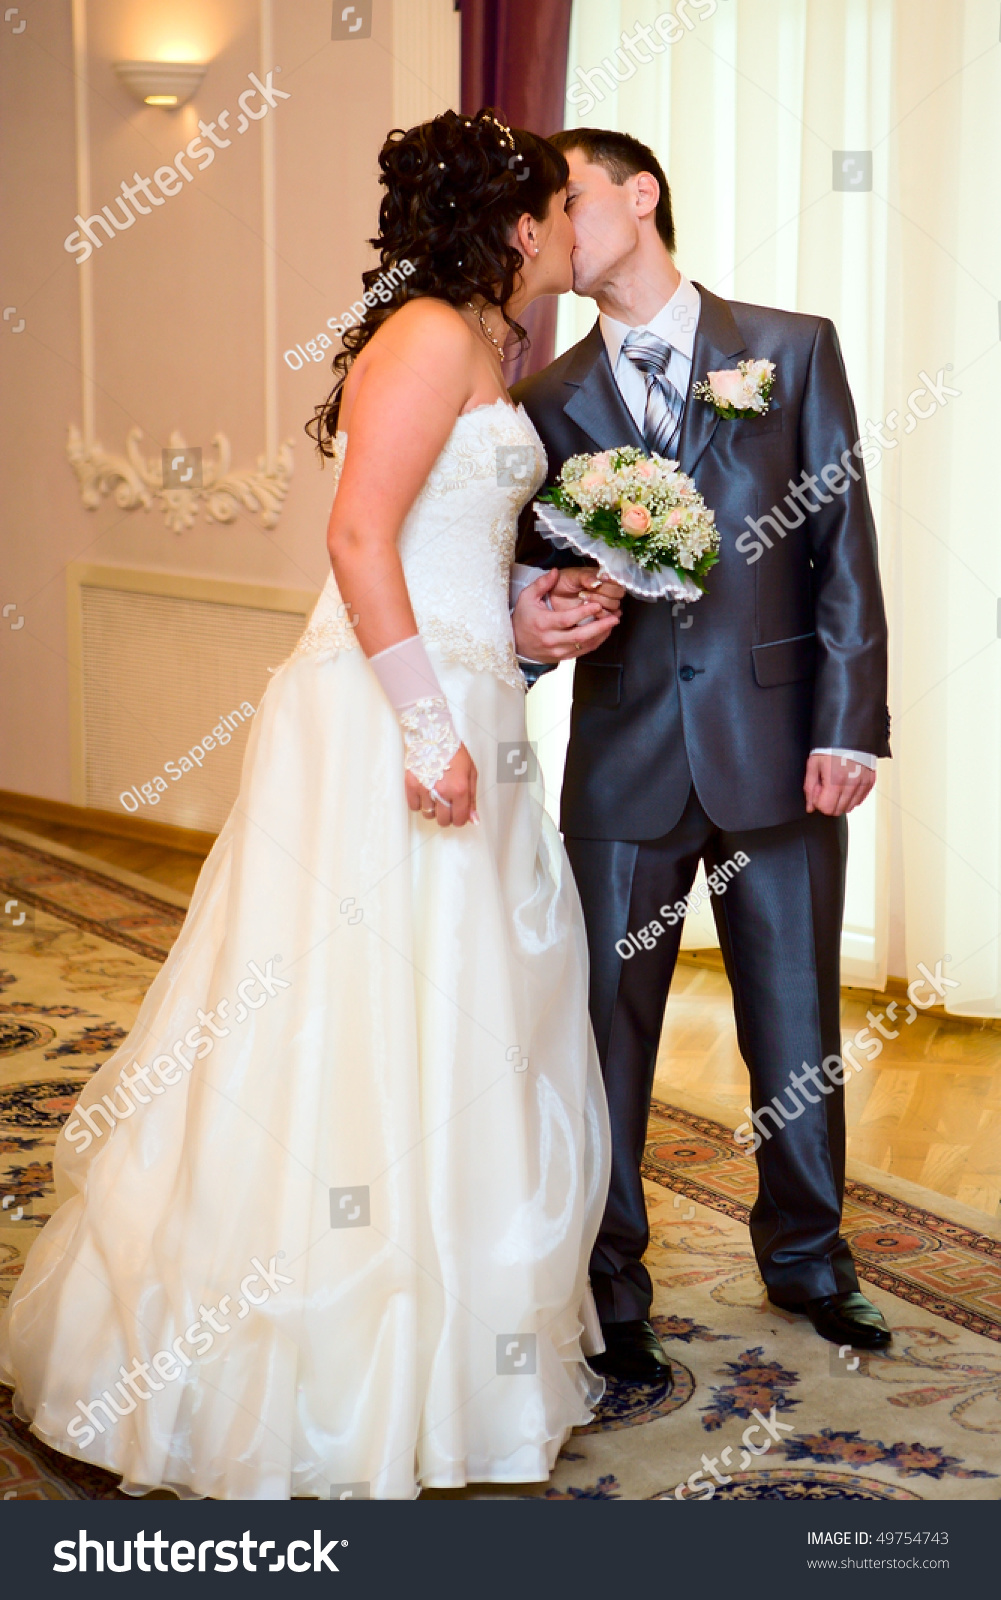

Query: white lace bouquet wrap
[[534, 446, 719, 603]]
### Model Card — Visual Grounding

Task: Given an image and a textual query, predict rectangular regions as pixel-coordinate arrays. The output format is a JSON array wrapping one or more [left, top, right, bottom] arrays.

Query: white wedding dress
[[0, 399, 610, 1500]]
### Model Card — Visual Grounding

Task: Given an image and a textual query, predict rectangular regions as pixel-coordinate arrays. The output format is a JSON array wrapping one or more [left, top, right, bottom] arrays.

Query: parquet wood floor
[[655, 952, 1001, 1221]]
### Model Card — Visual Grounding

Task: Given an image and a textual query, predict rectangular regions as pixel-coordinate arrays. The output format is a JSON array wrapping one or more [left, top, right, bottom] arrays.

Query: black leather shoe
[[589, 1320, 674, 1385], [769, 1290, 892, 1350]]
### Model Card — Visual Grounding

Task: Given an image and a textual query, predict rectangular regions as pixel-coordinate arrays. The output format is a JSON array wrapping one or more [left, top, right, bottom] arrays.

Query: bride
[[0, 109, 615, 1500]]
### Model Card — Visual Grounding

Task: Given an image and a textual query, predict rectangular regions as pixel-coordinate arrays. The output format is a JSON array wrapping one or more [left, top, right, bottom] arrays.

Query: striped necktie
[[620, 328, 685, 458]]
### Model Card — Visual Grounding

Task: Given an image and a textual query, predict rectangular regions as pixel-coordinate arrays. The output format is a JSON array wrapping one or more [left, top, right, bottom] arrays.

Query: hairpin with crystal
[[482, 111, 515, 150]]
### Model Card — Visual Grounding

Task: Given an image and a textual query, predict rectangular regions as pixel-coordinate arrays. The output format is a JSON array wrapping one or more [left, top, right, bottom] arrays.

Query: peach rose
[[578, 469, 606, 493], [707, 368, 746, 407], [634, 459, 658, 480], [667, 508, 685, 528], [621, 503, 652, 535]]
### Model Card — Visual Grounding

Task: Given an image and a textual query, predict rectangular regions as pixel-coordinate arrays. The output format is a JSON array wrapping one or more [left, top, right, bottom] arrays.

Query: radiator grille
[[80, 585, 310, 832]]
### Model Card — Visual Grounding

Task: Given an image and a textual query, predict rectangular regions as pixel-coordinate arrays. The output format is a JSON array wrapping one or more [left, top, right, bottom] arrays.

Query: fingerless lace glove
[[369, 635, 461, 790]]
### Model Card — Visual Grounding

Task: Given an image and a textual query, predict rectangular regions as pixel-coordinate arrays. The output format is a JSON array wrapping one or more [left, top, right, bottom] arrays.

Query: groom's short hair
[[548, 128, 675, 253]]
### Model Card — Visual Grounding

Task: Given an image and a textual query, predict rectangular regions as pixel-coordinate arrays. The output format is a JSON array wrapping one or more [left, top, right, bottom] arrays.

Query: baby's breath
[[538, 446, 720, 587], [692, 358, 776, 419]]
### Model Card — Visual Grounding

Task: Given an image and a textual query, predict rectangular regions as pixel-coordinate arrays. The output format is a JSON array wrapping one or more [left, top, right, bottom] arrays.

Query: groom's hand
[[512, 568, 621, 663], [551, 567, 625, 615], [804, 752, 876, 816]]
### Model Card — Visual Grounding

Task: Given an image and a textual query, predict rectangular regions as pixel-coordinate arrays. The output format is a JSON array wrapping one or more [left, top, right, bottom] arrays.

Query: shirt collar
[[599, 273, 701, 369]]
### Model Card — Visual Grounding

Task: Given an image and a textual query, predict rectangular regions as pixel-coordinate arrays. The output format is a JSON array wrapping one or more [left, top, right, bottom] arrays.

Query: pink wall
[[0, 0, 397, 801]]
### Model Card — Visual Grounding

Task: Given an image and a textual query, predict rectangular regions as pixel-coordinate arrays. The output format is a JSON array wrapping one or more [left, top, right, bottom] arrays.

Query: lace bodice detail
[[289, 400, 547, 689]]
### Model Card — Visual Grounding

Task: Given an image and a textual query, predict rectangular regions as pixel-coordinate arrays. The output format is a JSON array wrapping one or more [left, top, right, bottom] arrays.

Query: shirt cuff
[[811, 747, 877, 771], [509, 562, 545, 612]]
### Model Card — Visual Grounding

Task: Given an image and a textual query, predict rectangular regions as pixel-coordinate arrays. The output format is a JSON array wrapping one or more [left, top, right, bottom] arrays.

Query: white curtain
[[527, 0, 1001, 1013]]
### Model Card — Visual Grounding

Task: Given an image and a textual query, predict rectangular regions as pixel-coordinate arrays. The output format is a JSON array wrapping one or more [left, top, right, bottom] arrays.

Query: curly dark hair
[[306, 107, 569, 457]]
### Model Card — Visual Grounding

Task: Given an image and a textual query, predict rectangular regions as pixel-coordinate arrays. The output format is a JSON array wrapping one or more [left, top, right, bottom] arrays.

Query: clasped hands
[[511, 566, 875, 819], [403, 571, 610, 829], [511, 565, 624, 662]]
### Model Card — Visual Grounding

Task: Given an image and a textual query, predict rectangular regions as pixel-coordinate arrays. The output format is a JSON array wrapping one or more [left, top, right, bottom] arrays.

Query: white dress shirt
[[511, 274, 877, 772], [599, 272, 701, 435]]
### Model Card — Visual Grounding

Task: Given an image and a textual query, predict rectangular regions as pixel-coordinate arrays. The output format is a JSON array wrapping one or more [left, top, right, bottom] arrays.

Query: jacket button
[[679, 665, 696, 682]]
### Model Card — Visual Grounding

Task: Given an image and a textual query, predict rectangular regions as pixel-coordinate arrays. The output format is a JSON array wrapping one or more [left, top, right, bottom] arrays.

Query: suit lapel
[[677, 283, 747, 477], [562, 321, 647, 452], [560, 292, 747, 473]]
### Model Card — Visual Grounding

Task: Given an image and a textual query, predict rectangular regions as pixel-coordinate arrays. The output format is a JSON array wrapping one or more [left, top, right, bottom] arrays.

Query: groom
[[510, 129, 892, 1382]]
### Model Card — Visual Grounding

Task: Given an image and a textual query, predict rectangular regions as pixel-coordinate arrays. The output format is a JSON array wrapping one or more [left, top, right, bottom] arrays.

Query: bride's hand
[[406, 744, 479, 828]]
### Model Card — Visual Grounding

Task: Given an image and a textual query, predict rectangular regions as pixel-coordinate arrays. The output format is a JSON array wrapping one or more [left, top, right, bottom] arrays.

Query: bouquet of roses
[[534, 446, 719, 602]]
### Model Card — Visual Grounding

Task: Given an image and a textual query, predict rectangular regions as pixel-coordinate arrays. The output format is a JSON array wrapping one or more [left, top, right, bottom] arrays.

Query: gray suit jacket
[[511, 285, 891, 840]]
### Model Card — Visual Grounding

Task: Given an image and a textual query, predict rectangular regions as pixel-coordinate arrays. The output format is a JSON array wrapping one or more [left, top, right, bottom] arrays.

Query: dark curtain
[[458, 0, 574, 383]]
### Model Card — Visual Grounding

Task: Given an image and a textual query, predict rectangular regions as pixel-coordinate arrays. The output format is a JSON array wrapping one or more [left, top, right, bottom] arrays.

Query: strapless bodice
[[290, 399, 547, 690]]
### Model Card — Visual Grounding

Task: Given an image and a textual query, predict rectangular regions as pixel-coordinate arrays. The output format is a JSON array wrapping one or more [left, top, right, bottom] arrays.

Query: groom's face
[[564, 150, 644, 297]]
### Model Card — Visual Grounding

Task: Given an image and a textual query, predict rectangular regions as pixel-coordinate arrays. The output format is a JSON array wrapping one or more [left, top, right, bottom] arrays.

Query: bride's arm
[[326, 300, 479, 827], [327, 300, 472, 652]]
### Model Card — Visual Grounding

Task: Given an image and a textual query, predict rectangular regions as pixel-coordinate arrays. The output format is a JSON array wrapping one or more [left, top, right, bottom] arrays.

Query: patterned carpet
[[642, 1106, 1001, 1344], [1, 825, 999, 1502]]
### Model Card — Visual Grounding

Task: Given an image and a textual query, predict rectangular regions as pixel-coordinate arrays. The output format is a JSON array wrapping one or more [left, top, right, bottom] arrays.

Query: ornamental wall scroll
[[66, 426, 294, 535]]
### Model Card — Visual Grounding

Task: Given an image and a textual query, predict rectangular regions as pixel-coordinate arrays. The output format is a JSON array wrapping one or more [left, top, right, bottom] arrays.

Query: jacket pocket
[[751, 631, 816, 688], [573, 661, 623, 708], [733, 406, 784, 438]]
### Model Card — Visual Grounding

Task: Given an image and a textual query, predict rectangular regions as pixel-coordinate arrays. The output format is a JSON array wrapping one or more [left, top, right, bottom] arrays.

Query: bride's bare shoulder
[[372, 296, 473, 353], [342, 299, 475, 424]]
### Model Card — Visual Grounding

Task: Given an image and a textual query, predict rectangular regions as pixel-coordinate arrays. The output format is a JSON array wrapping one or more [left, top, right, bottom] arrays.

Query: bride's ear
[[512, 211, 540, 261]]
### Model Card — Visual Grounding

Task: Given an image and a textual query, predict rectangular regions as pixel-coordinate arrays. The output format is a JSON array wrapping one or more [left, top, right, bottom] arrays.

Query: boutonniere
[[692, 359, 776, 419]]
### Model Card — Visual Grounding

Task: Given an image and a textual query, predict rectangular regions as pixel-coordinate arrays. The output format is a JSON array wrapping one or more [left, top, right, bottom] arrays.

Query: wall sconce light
[[113, 61, 207, 108]]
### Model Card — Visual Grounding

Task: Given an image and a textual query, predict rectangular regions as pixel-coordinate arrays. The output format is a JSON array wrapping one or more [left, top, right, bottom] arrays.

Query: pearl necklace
[[466, 301, 505, 363]]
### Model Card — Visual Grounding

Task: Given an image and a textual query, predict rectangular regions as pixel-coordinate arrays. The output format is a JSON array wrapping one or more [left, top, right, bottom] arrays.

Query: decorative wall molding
[[65, 563, 315, 817], [67, 426, 294, 534], [71, 0, 95, 448], [67, 0, 286, 525]]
